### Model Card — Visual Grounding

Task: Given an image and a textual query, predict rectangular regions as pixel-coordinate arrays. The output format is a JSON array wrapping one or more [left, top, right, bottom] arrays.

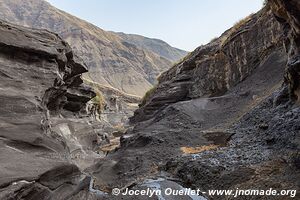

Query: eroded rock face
[[0, 20, 96, 199], [90, 4, 299, 199], [269, 0, 300, 101], [131, 8, 283, 123], [1, 1, 299, 199]]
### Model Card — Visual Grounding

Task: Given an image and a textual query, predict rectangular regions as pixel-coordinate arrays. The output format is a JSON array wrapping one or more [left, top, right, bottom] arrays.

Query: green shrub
[[91, 89, 105, 111], [140, 85, 157, 106]]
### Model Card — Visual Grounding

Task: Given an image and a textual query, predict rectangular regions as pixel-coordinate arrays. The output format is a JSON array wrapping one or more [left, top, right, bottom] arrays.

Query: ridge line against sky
[[46, 0, 264, 51]]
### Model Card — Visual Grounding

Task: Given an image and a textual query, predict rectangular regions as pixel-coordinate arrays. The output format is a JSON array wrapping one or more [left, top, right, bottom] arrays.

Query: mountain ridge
[[0, 0, 187, 97], [114, 31, 188, 62]]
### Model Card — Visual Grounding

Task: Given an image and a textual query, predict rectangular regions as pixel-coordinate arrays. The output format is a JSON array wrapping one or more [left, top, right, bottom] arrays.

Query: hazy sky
[[46, 0, 264, 51]]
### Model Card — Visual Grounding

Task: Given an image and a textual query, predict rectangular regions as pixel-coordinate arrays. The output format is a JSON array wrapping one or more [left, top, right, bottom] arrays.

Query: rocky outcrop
[[0, 20, 96, 199], [88, 3, 299, 199], [0, 0, 187, 97], [269, 0, 300, 101], [131, 8, 283, 123]]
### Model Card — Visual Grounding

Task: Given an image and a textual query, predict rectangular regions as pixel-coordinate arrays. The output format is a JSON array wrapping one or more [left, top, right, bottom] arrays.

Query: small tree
[[91, 89, 105, 111]]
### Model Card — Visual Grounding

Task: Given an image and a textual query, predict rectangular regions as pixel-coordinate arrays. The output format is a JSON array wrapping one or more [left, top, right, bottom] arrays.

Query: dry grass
[[209, 37, 219, 43], [99, 137, 120, 153], [150, 163, 159, 174], [173, 52, 193, 67], [140, 85, 157, 106], [221, 13, 254, 46], [180, 144, 219, 154], [113, 124, 126, 132]]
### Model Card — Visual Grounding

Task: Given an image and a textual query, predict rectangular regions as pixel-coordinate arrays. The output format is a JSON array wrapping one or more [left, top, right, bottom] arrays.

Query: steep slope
[[0, 0, 186, 97], [131, 8, 283, 123], [87, 4, 300, 199], [115, 32, 188, 62], [0, 19, 99, 199]]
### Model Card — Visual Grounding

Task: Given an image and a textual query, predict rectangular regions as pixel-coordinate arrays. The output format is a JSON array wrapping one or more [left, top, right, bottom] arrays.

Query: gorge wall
[[131, 7, 284, 123], [0, 20, 98, 199], [89, 2, 299, 199], [269, 0, 300, 102], [0, 1, 299, 199]]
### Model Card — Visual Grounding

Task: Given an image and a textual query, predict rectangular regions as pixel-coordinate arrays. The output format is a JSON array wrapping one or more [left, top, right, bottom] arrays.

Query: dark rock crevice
[[269, 0, 300, 102]]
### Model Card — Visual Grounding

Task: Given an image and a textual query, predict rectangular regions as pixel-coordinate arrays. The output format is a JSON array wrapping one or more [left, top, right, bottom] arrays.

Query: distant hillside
[[0, 0, 187, 96], [115, 32, 188, 62]]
